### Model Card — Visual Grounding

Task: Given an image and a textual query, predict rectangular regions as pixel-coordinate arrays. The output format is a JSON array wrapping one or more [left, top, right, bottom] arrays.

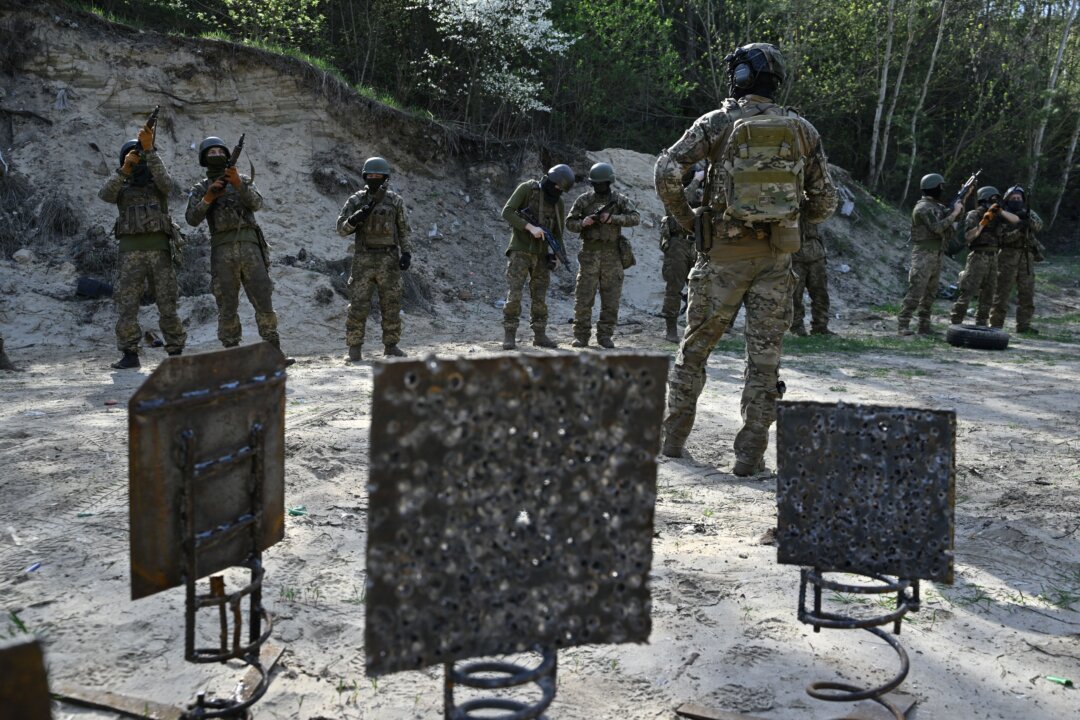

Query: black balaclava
[[592, 181, 611, 197], [925, 186, 943, 199], [205, 155, 228, 180], [365, 176, 386, 193], [540, 176, 561, 203], [1004, 188, 1026, 213]]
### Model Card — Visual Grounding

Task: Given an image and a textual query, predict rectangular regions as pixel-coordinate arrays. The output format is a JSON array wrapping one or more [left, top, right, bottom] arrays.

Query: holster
[[693, 206, 713, 253]]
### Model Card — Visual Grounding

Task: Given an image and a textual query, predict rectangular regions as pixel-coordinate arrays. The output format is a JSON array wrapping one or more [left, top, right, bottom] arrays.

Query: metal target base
[[798, 569, 919, 719], [444, 647, 557, 720]]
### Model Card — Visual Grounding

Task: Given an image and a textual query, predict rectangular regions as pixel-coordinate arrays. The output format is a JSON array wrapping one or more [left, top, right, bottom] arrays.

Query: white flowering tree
[[409, 0, 573, 127]]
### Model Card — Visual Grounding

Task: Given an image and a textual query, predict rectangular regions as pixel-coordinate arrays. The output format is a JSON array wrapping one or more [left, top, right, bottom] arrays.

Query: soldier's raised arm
[[800, 125, 838, 225], [654, 114, 716, 232]]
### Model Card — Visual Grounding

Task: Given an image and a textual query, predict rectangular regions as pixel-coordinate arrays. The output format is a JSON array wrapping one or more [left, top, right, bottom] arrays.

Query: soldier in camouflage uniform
[[186, 137, 289, 360], [500, 164, 574, 350], [654, 43, 837, 476], [897, 173, 964, 335], [566, 162, 640, 348], [335, 156, 412, 360], [659, 166, 704, 342], [790, 221, 834, 335], [990, 185, 1045, 333], [949, 186, 1016, 326], [0, 334, 19, 371], [99, 123, 186, 369]]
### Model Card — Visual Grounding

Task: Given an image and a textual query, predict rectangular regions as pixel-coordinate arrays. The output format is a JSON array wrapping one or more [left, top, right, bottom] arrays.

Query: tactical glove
[[137, 125, 155, 152], [223, 166, 241, 187], [399, 252, 412, 271], [546, 254, 557, 271], [203, 180, 227, 204], [121, 150, 141, 175]]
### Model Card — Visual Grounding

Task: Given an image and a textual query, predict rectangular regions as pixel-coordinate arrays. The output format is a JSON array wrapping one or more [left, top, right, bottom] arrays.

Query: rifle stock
[[516, 206, 570, 271]]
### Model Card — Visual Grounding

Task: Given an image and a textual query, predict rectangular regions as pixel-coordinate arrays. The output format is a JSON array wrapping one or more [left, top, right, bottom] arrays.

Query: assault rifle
[[516, 206, 570, 271], [226, 133, 245, 169], [347, 185, 387, 230], [586, 199, 618, 224], [137, 105, 159, 154], [951, 169, 981, 209]]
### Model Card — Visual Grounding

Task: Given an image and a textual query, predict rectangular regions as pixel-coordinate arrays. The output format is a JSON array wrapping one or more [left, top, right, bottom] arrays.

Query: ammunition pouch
[[617, 235, 636, 269], [693, 206, 713, 253]]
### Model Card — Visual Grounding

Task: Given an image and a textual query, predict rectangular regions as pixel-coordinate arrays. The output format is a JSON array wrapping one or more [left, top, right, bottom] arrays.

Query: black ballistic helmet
[[119, 139, 139, 167], [198, 136, 230, 166], [545, 164, 575, 193]]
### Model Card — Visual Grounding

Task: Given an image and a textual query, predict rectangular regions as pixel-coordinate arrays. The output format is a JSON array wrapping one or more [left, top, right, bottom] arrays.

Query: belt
[[361, 245, 397, 253]]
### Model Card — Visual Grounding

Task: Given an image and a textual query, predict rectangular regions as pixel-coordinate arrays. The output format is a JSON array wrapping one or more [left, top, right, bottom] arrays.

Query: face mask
[[365, 177, 386, 192], [130, 161, 152, 187], [540, 177, 561, 202], [206, 156, 227, 179], [1005, 199, 1024, 212], [592, 182, 611, 196], [926, 186, 943, 199]]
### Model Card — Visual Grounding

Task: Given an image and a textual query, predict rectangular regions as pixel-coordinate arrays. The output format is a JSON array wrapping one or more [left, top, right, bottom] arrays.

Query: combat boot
[[267, 338, 296, 366], [502, 329, 516, 350], [597, 337, 615, 349], [1017, 325, 1039, 335], [571, 338, 588, 348], [384, 344, 406, 357], [810, 327, 837, 336], [733, 458, 766, 477], [167, 349, 182, 357], [111, 351, 140, 370], [533, 330, 557, 348], [0, 348, 18, 371], [665, 317, 679, 343], [897, 320, 914, 336], [917, 321, 936, 336], [347, 345, 363, 362], [660, 440, 685, 458], [790, 324, 808, 336]]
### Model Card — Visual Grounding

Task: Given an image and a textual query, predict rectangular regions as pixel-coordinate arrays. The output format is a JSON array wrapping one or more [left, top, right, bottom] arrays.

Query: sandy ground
[[2, 301, 1079, 720]]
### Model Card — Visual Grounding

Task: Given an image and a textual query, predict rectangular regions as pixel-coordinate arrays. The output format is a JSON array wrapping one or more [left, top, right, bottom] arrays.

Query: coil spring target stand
[[443, 646, 557, 720], [177, 425, 273, 719], [798, 570, 919, 719], [776, 401, 956, 720]]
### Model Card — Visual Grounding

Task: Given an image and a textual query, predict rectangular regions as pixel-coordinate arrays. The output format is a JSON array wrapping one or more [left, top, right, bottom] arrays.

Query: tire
[[945, 324, 1009, 350]]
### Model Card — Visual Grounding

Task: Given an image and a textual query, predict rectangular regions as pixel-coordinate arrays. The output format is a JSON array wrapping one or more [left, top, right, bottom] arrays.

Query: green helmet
[[198, 136, 229, 167], [976, 186, 1001, 203], [920, 173, 945, 191], [727, 43, 787, 89], [362, 156, 392, 178], [588, 162, 615, 183], [545, 164, 575, 193]]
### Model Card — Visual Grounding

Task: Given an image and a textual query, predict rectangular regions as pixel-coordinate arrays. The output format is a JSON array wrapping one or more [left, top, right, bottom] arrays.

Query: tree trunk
[[900, 0, 949, 205], [1050, 105, 1080, 228], [871, 0, 917, 190], [867, 0, 898, 183], [1028, 0, 1079, 190]]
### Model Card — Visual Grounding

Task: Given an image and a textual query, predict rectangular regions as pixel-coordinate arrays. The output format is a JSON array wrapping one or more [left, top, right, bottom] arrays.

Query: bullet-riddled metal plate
[[129, 343, 287, 600], [775, 401, 955, 583], [0, 638, 52, 720], [366, 352, 668, 676]]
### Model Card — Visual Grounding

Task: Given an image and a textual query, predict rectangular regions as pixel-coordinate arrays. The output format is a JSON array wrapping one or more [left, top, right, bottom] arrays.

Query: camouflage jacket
[[565, 189, 640, 248], [501, 180, 565, 256], [660, 215, 692, 252], [792, 222, 826, 263], [185, 174, 263, 243], [336, 186, 412, 252], [98, 150, 173, 250], [963, 206, 1009, 250], [654, 94, 837, 261], [910, 197, 955, 251], [999, 208, 1044, 250]]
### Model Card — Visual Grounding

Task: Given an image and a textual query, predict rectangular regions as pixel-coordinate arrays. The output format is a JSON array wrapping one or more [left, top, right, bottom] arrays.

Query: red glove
[[137, 124, 154, 152], [223, 166, 241, 187], [121, 150, 140, 175], [203, 180, 227, 204]]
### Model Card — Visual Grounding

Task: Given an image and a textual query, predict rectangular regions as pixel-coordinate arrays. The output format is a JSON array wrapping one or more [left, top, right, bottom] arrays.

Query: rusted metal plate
[[776, 401, 955, 583], [129, 343, 286, 600], [0, 638, 52, 720], [366, 352, 668, 676]]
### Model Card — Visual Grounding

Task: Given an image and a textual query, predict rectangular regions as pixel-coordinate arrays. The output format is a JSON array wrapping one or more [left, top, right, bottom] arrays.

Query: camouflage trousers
[[573, 246, 624, 342], [211, 241, 279, 347], [897, 248, 942, 327], [661, 235, 696, 319], [115, 249, 186, 354], [664, 254, 794, 467], [503, 250, 550, 333], [991, 248, 1036, 330], [347, 249, 402, 348], [949, 249, 997, 325], [791, 257, 830, 332]]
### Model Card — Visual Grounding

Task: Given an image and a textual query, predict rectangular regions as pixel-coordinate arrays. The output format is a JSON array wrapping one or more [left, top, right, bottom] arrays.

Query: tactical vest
[[206, 184, 259, 236], [999, 220, 1031, 249], [527, 182, 560, 229], [114, 182, 170, 237], [911, 198, 948, 250], [358, 193, 399, 248], [579, 192, 623, 245], [967, 207, 1003, 250]]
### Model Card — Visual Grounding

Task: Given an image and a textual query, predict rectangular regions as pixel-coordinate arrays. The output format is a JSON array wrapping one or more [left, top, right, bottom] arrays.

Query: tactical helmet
[[119, 139, 139, 167], [588, 162, 615, 184], [920, 173, 945, 191], [545, 164, 575, 193], [362, 156, 392, 178], [1004, 184, 1025, 201], [726, 43, 787, 89], [198, 137, 229, 167], [976, 186, 1001, 203]]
